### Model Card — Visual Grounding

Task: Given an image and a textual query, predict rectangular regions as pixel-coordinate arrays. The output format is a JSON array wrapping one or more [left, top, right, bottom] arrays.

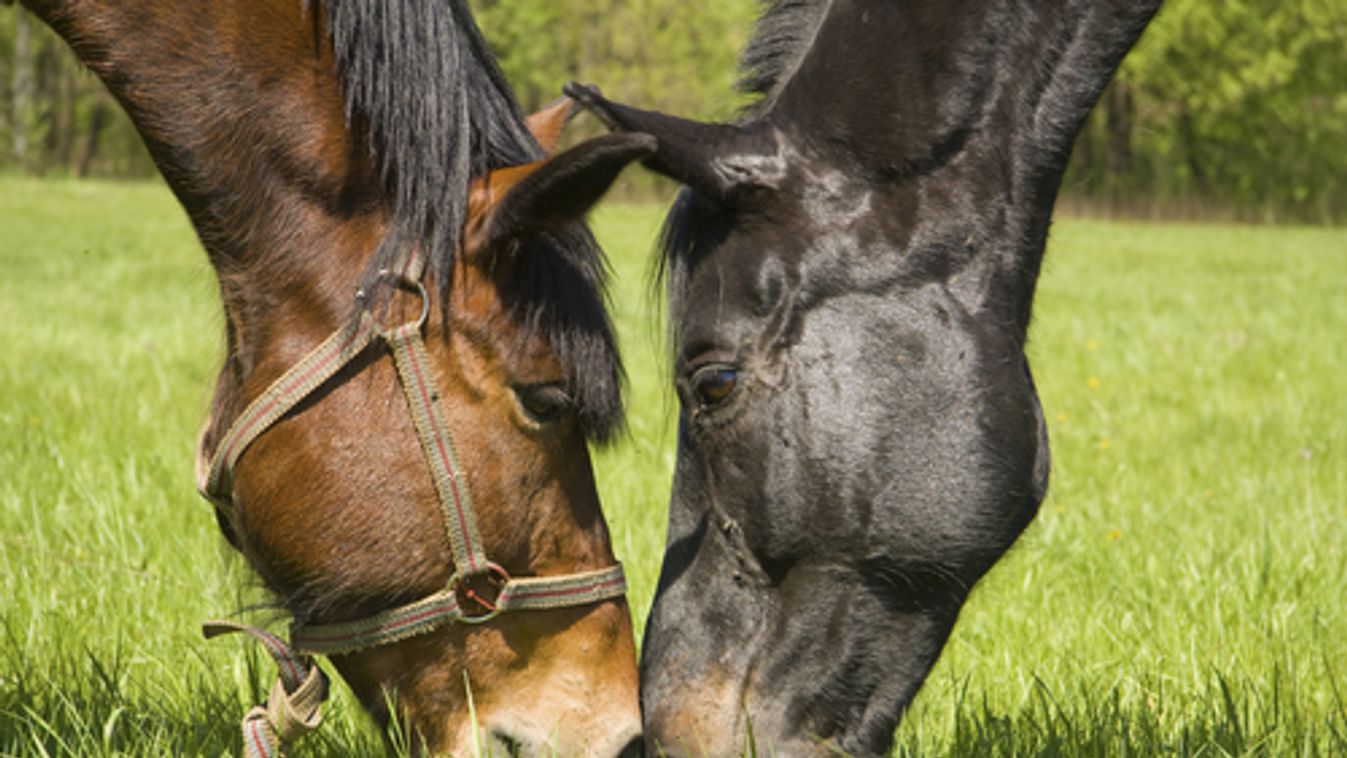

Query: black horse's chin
[[640, 492, 970, 757]]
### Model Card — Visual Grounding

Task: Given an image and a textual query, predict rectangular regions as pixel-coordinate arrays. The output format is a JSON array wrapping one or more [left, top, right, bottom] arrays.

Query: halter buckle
[[452, 563, 511, 624]]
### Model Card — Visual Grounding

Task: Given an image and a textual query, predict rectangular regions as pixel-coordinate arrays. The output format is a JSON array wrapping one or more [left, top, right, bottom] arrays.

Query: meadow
[[1, 177, 1344, 756]]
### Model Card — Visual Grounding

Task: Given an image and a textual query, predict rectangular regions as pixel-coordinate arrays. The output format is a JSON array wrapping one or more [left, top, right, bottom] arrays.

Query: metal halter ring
[[358, 268, 429, 335], [452, 563, 512, 625]]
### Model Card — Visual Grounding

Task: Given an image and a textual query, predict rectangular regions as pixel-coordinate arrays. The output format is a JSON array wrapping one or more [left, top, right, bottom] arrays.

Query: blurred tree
[[471, 0, 757, 195], [473, 0, 756, 119], [0, 0, 1341, 223], [1066, 0, 1347, 222], [1, 8, 154, 178], [10, 10, 32, 169]]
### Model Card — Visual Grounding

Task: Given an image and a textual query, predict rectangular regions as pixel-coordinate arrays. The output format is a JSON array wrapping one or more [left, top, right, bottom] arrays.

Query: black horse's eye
[[689, 366, 739, 408], [515, 384, 572, 423]]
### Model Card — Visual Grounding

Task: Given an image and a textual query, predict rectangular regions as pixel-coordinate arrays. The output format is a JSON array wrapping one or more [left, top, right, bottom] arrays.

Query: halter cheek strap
[[199, 249, 626, 756]]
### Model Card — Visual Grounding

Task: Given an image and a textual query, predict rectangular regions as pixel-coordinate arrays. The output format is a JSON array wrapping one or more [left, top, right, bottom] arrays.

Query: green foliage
[[2, 178, 1345, 754], [0, 10, 155, 178], [1068, 0, 1347, 223], [469, 0, 759, 197], [4, 2, 1342, 221], [471, 0, 758, 120]]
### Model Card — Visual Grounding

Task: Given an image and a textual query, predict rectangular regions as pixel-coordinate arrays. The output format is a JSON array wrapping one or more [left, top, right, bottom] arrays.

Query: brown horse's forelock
[[319, 0, 624, 441]]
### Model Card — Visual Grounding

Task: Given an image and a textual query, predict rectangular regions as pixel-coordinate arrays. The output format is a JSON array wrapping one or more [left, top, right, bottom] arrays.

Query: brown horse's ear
[[564, 82, 784, 207], [474, 132, 656, 254], [524, 97, 577, 156]]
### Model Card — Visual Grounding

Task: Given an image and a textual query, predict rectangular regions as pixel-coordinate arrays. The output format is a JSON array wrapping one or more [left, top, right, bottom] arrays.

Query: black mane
[[738, 0, 832, 107], [321, 0, 623, 439]]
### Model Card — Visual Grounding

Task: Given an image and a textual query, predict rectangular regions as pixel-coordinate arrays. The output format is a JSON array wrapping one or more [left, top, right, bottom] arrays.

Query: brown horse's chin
[[333, 599, 641, 756]]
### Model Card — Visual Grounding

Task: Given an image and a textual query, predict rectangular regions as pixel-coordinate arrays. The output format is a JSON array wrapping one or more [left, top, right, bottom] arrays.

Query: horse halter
[[198, 248, 626, 757]]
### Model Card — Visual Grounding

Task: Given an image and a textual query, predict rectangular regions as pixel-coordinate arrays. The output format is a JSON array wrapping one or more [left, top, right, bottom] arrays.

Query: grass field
[[1, 177, 1344, 756]]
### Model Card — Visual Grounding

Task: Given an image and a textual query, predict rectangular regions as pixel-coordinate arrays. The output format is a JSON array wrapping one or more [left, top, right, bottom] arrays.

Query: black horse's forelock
[[318, 0, 623, 439], [655, 189, 713, 341]]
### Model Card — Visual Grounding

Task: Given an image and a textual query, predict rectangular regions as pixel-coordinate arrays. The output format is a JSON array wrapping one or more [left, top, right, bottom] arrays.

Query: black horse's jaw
[[638, 253, 1050, 755]]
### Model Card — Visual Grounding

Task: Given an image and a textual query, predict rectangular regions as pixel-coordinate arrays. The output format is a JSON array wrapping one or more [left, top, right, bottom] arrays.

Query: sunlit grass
[[895, 220, 1347, 755], [2, 177, 1344, 755]]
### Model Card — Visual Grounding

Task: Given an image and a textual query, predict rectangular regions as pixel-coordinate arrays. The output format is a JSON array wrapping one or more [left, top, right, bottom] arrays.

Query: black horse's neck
[[763, 0, 1162, 328]]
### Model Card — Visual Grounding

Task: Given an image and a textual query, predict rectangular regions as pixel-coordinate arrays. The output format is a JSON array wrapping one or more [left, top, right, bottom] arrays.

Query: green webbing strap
[[496, 563, 627, 612], [203, 621, 328, 758], [290, 563, 627, 656], [202, 316, 377, 504], [291, 586, 465, 656], [383, 321, 489, 576]]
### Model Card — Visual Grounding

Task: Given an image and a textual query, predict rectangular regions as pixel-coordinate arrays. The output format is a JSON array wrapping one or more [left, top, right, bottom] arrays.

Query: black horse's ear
[[476, 132, 657, 252], [565, 82, 784, 207]]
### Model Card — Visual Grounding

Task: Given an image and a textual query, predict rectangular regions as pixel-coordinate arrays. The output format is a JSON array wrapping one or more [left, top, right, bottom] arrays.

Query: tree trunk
[[77, 101, 109, 178], [36, 37, 65, 166], [55, 58, 77, 169], [12, 12, 34, 170], [1177, 98, 1207, 194], [1105, 79, 1134, 180]]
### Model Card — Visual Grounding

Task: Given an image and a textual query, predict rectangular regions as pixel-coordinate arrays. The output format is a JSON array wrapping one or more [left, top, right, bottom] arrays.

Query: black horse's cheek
[[643, 292, 1051, 756]]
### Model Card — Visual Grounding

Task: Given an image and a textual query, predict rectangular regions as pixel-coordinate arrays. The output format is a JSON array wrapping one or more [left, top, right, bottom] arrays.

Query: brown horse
[[16, 0, 651, 754]]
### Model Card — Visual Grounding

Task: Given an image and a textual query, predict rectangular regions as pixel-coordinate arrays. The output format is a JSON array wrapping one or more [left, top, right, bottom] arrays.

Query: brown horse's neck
[[23, 1, 387, 366]]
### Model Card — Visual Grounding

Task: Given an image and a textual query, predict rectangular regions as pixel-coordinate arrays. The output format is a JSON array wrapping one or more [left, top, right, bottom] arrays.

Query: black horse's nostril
[[616, 735, 644, 758]]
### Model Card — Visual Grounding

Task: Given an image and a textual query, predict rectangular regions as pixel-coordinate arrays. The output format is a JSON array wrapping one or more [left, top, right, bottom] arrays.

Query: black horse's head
[[570, 0, 1161, 754]]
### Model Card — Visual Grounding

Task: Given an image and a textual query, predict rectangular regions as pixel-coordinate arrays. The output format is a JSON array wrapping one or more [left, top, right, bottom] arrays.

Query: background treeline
[[0, 0, 1342, 223]]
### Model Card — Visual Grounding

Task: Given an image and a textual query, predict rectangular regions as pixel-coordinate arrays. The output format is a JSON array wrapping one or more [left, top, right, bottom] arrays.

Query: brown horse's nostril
[[616, 735, 644, 758]]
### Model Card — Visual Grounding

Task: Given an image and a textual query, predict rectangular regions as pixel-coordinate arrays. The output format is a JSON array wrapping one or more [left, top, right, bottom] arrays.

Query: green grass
[[1, 177, 1344, 756]]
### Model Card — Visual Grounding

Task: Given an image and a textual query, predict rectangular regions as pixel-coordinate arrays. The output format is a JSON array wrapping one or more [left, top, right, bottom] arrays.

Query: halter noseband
[[199, 248, 625, 756]]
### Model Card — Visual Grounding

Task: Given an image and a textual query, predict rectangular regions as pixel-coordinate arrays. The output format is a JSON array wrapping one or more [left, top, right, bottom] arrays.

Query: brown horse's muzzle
[[332, 598, 641, 756]]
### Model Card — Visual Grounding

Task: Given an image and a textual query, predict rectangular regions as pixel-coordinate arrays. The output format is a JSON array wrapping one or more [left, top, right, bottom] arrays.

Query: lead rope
[[199, 248, 626, 754], [202, 622, 328, 758]]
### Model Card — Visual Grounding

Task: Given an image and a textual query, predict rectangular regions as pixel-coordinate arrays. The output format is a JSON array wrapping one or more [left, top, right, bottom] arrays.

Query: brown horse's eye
[[690, 366, 738, 408], [515, 384, 573, 423]]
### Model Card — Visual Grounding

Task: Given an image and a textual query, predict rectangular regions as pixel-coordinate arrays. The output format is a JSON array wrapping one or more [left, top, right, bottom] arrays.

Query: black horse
[[568, 0, 1163, 754]]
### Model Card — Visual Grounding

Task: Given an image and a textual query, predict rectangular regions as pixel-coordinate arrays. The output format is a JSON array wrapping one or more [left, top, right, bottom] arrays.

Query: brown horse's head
[[201, 99, 653, 754], [24, 0, 651, 749]]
